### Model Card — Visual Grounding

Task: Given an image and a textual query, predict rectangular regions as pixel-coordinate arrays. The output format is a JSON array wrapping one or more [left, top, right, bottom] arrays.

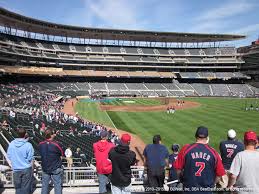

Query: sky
[[0, 0, 259, 46]]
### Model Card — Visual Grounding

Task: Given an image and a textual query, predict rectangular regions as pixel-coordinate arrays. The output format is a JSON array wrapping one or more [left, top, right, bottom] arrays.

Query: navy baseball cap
[[171, 144, 180, 152], [195, 126, 208, 138], [100, 130, 108, 138]]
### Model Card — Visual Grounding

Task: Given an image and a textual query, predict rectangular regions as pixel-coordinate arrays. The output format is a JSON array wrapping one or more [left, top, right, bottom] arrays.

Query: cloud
[[196, 0, 255, 21], [189, 0, 257, 34], [85, 0, 149, 30]]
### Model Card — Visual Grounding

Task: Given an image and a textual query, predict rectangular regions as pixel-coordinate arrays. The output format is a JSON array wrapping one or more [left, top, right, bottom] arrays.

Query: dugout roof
[[0, 7, 246, 43]]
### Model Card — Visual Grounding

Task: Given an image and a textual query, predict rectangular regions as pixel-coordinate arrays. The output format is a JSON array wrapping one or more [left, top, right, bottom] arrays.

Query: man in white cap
[[219, 129, 244, 188]]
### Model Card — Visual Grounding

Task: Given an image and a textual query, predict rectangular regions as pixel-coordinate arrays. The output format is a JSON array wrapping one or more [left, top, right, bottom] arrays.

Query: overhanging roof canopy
[[0, 7, 246, 43]]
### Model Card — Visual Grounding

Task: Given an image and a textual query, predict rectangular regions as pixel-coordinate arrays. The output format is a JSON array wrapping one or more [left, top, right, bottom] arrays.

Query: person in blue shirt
[[7, 128, 34, 194], [143, 135, 169, 192]]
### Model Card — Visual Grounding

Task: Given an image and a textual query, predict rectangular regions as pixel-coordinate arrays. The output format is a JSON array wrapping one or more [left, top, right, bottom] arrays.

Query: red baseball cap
[[120, 133, 131, 145], [244, 130, 257, 141]]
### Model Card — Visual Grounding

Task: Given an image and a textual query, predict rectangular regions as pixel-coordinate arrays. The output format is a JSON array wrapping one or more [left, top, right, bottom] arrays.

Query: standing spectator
[[228, 130, 259, 193], [65, 146, 73, 168], [174, 126, 225, 194], [109, 134, 137, 194], [39, 129, 64, 194], [93, 131, 115, 193], [143, 135, 169, 191], [168, 144, 180, 189], [7, 128, 34, 194], [1, 120, 9, 131], [219, 129, 244, 188]]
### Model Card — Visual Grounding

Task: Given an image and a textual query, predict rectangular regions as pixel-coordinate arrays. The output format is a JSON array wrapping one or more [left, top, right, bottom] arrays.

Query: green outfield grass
[[75, 98, 259, 150], [101, 98, 162, 106]]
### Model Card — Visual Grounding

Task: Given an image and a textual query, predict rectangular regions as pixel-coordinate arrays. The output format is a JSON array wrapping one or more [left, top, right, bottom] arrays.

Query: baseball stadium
[[0, 2, 259, 194]]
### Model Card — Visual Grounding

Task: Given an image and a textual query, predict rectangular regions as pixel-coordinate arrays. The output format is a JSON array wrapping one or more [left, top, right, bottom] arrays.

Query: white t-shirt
[[229, 150, 259, 194], [65, 149, 72, 158]]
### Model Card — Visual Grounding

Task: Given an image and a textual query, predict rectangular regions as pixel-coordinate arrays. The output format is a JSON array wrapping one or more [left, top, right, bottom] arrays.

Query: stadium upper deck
[[0, 7, 248, 80], [0, 7, 245, 44]]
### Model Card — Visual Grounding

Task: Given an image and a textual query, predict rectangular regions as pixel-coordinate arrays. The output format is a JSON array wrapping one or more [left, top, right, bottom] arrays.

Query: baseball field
[[75, 97, 259, 150]]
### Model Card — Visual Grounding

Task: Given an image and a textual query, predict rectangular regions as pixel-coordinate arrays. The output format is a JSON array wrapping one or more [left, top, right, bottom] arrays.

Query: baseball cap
[[171, 144, 180, 152], [228, 129, 236, 139], [195, 126, 208, 138], [120, 133, 131, 145], [244, 130, 257, 142], [100, 130, 108, 138]]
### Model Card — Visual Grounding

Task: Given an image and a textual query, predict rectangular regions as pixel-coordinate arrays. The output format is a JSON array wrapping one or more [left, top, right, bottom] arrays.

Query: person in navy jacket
[[174, 126, 225, 194], [39, 129, 64, 194]]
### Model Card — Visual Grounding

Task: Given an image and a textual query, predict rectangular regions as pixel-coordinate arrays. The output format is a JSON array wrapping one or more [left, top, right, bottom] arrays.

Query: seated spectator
[[9, 110, 15, 119], [74, 148, 83, 166], [69, 126, 75, 137], [1, 120, 9, 131], [74, 148, 82, 159], [34, 122, 39, 131], [40, 122, 46, 136]]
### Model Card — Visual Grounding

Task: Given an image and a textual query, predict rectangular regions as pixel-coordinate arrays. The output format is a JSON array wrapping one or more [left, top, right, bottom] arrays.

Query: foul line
[[104, 110, 118, 130]]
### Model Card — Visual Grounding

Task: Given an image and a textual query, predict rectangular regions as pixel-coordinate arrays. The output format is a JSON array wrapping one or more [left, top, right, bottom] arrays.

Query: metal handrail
[[1, 166, 146, 188]]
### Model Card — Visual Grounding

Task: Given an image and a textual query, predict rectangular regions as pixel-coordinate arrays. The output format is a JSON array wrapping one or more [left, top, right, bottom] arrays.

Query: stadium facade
[[0, 7, 258, 98], [238, 40, 259, 88]]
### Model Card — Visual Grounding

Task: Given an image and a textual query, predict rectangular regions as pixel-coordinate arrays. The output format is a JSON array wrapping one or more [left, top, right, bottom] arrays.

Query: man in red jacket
[[93, 130, 115, 193]]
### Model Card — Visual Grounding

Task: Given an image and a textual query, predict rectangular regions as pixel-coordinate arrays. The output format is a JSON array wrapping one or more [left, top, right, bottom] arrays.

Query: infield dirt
[[99, 98, 200, 112]]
